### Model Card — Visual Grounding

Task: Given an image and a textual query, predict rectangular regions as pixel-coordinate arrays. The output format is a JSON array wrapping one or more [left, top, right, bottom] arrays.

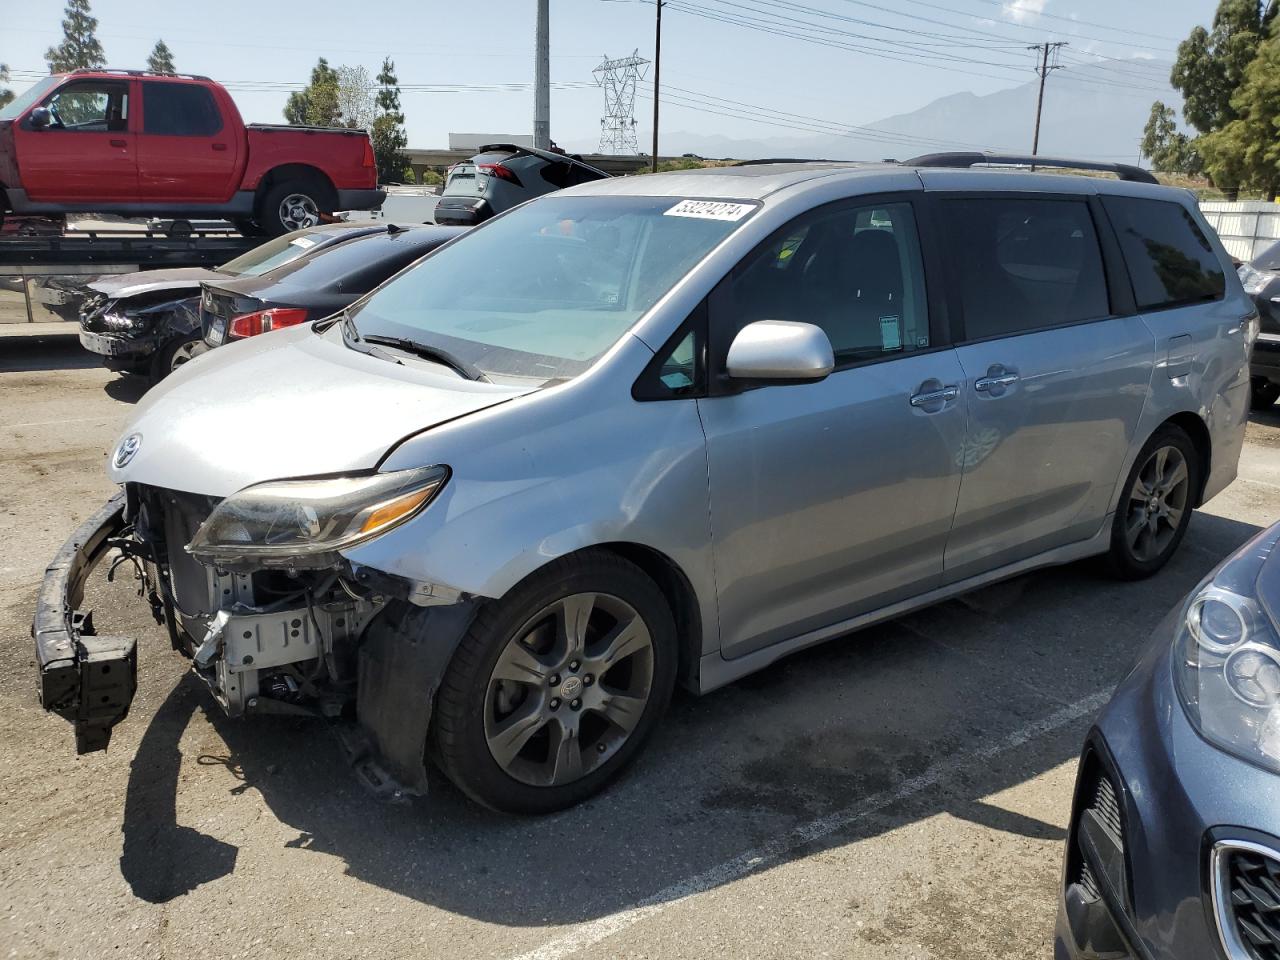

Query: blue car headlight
[[1175, 526, 1280, 773]]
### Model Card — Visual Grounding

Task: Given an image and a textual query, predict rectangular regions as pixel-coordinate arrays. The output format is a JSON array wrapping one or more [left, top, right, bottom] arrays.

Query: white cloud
[[1003, 0, 1048, 23]]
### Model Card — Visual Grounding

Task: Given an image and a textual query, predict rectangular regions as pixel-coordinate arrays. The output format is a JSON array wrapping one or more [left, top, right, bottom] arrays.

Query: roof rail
[[903, 152, 1158, 185], [68, 67, 213, 81], [734, 157, 846, 166]]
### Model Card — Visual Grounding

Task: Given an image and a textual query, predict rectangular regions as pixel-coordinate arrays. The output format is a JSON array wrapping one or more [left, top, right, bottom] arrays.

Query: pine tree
[[371, 57, 410, 184], [1199, 16, 1280, 199], [45, 0, 106, 73], [1141, 102, 1200, 175], [284, 58, 340, 126], [147, 40, 176, 75]]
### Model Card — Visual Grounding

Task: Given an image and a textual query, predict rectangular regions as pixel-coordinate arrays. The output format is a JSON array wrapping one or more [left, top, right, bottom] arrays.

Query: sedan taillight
[[228, 308, 309, 340]]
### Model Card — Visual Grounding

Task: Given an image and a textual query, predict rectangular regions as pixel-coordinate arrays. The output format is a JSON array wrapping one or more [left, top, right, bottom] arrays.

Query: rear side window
[[1102, 196, 1225, 309], [940, 197, 1110, 340], [142, 82, 222, 136]]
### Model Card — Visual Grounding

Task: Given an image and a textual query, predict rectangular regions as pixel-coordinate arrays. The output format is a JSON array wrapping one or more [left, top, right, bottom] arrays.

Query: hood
[[89, 267, 223, 299], [109, 325, 533, 497]]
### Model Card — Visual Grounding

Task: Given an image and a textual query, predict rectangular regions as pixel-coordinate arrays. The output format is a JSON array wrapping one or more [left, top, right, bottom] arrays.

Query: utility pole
[[1028, 41, 1067, 162], [650, 0, 663, 173], [534, 0, 550, 150]]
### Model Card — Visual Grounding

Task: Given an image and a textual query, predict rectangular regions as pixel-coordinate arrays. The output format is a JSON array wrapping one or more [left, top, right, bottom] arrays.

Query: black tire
[[232, 218, 267, 238], [257, 178, 332, 237], [1252, 380, 1280, 410], [149, 334, 203, 386], [433, 551, 678, 814], [1106, 424, 1200, 580]]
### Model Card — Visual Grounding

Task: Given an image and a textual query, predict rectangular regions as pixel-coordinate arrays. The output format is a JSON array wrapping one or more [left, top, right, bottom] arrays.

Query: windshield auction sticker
[[664, 199, 755, 221]]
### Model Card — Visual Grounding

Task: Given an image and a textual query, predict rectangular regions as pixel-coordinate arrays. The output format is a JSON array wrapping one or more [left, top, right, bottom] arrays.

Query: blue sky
[[0, 0, 1206, 151]]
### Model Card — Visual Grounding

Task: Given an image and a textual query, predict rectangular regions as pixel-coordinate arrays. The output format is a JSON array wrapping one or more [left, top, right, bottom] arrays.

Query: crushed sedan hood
[[109, 325, 533, 497], [88, 267, 223, 299]]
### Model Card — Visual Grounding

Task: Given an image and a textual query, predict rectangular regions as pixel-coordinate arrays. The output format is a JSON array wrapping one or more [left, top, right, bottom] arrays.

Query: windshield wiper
[[361, 335, 489, 382]]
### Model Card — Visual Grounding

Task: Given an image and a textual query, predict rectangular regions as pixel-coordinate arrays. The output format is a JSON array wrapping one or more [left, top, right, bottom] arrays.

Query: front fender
[[344, 349, 719, 660]]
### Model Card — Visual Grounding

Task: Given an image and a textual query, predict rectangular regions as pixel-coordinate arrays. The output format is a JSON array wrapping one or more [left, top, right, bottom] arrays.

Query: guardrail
[[1200, 201, 1280, 263]]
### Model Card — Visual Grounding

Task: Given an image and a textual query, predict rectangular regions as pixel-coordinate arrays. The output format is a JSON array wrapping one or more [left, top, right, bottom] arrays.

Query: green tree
[[146, 40, 176, 75], [44, 0, 106, 73], [1199, 17, 1280, 199], [284, 58, 340, 126], [1171, 0, 1277, 135], [1141, 101, 1201, 174], [0, 64, 13, 110], [370, 57, 410, 183]]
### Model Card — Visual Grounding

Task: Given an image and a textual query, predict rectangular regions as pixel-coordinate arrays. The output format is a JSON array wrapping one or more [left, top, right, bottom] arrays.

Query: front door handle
[[212, 142, 228, 151], [109, 138, 127, 148], [974, 372, 1020, 393], [909, 385, 958, 408]]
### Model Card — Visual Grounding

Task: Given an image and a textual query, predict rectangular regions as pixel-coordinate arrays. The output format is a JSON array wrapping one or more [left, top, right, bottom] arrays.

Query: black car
[[1241, 239, 1280, 409], [201, 224, 465, 348], [78, 221, 394, 385], [434, 144, 608, 226]]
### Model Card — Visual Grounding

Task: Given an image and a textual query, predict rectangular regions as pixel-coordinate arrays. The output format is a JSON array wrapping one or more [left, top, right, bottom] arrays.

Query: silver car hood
[[88, 267, 223, 299], [109, 326, 533, 497]]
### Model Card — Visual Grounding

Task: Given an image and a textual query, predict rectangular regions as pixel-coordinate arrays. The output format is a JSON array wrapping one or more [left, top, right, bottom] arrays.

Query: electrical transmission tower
[[594, 50, 649, 155]]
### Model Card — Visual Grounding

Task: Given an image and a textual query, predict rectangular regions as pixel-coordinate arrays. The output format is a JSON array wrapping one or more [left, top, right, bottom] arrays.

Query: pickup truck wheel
[[260, 181, 327, 236], [432, 552, 677, 814]]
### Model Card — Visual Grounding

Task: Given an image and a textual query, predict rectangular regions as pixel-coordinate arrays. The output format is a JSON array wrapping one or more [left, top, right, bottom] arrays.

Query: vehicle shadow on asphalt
[[0, 334, 102, 373], [118, 511, 1263, 925]]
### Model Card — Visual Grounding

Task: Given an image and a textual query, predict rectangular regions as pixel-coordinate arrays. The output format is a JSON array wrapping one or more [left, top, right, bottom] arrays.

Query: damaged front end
[[34, 469, 475, 792], [78, 292, 201, 371]]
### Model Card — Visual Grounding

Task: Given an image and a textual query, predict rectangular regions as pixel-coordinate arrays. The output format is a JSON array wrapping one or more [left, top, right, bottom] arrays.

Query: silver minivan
[[35, 157, 1256, 813]]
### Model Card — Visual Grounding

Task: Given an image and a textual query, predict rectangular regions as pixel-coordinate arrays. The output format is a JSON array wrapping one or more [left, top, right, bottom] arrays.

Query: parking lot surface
[[3, 332, 1278, 960]]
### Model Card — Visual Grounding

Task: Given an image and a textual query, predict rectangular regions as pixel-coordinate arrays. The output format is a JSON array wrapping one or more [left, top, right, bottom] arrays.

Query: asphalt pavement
[[3, 330, 1278, 960]]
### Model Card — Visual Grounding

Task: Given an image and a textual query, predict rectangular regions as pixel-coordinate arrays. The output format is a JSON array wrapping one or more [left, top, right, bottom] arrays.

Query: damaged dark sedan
[[77, 221, 395, 384]]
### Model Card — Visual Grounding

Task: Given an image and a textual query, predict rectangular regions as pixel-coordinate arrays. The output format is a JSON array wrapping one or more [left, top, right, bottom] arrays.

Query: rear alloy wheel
[[1107, 425, 1199, 579], [258, 180, 330, 236], [433, 553, 676, 813]]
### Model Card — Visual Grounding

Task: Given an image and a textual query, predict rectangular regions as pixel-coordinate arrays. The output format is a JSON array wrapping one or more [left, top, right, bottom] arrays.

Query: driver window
[[729, 201, 930, 366], [43, 81, 129, 132]]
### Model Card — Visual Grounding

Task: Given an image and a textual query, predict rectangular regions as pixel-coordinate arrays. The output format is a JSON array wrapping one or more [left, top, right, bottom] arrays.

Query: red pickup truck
[[0, 70, 384, 236]]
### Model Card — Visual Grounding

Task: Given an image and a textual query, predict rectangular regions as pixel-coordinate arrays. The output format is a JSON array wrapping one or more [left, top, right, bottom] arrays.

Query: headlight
[[1238, 263, 1271, 296], [187, 465, 448, 568], [1175, 525, 1280, 772]]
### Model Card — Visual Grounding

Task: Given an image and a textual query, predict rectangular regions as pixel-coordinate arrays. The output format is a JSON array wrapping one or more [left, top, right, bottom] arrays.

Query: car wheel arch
[[1163, 410, 1212, 507], [255, 163, 337, 209]]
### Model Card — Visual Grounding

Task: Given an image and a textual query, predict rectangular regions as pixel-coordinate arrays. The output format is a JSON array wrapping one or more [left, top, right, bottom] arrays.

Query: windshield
[[347, 195, 756, 383], [0, 76, 59, 121], [1254, 240, 1280, 272], [218, 230, 347, 278]]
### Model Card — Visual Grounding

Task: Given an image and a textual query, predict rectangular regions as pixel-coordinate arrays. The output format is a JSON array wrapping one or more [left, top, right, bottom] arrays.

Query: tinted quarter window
[[1102, 196, 1225, 309], [142, 82, 222, 136], [941, 197, 1109, 340], [730, 202, 930, 364]]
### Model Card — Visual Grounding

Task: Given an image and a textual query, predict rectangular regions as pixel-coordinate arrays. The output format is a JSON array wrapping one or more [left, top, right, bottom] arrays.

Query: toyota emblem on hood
[[113, 433, 142, 469]]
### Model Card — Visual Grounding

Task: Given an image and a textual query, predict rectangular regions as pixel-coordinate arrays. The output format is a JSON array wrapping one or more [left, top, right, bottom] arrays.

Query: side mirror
[[29, 107, 52, 130], [726, 320, 834, 382]]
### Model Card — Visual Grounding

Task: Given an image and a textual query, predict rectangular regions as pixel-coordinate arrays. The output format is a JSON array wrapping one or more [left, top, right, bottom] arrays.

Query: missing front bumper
[[31, 493, 138, 754]]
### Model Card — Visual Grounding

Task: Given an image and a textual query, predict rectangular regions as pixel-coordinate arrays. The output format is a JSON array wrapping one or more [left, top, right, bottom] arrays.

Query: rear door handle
[[109, 138, 127, 148], [974, 373, 1019, 393], [212, 142, 228, 151], [909, 385, 958, 408]]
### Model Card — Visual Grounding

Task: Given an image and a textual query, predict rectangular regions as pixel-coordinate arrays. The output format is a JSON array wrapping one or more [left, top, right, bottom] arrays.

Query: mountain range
[[567, 60, 1174, 164]]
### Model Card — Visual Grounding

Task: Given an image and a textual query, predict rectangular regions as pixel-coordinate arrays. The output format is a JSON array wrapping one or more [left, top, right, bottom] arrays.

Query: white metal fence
[[1200, 201, 1280, 263]]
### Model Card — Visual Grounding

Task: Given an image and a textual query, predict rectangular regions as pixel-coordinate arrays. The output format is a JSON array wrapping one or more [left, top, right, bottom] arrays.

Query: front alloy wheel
[[278, 192, 320, 232], [433, 552, 676, 813], [485, 593, 654, 787]]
